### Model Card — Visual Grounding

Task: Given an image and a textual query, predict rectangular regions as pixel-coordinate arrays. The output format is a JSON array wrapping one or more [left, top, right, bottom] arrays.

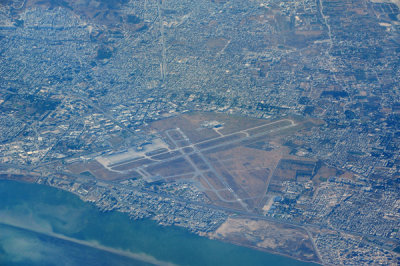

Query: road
[[44, 171, 396, 251]]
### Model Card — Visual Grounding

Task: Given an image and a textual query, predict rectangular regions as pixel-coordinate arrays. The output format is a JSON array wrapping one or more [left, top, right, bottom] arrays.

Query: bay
[[0, 180, 316, 266]]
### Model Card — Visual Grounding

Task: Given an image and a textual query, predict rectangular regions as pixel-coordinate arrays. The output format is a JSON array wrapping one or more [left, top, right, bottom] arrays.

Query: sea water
[[0, 180, 316, 266]]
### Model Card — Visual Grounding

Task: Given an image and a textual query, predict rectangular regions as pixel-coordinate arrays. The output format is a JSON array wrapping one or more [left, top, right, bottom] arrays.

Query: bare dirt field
[[145, 157, 195, 177], [210, 217, 320, 263]]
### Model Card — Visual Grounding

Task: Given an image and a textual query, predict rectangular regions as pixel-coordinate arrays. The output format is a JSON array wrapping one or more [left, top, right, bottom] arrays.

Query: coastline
[[206, 235, 321, 266], [0, 177, 317, 266]]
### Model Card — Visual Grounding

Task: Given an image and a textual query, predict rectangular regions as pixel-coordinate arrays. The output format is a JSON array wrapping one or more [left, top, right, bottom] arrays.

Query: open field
[[203, 171, 226, 190], [195, 133, 245, 149], [145, 157, 195, 177], [210, 217, 319, 263], [246, 119, 294, 136], [188, 154, 209, 170]]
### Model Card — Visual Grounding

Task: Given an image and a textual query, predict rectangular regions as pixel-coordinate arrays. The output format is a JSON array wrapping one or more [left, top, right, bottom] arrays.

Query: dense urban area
[[0, 0, 400, 264]]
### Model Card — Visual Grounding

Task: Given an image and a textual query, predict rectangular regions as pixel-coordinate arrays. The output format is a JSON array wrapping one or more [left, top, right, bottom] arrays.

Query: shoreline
[[0, 176, 319, 265]]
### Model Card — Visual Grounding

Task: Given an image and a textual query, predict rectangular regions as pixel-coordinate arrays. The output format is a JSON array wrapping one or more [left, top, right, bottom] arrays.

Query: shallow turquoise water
[[0, 180, 316, 266]]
